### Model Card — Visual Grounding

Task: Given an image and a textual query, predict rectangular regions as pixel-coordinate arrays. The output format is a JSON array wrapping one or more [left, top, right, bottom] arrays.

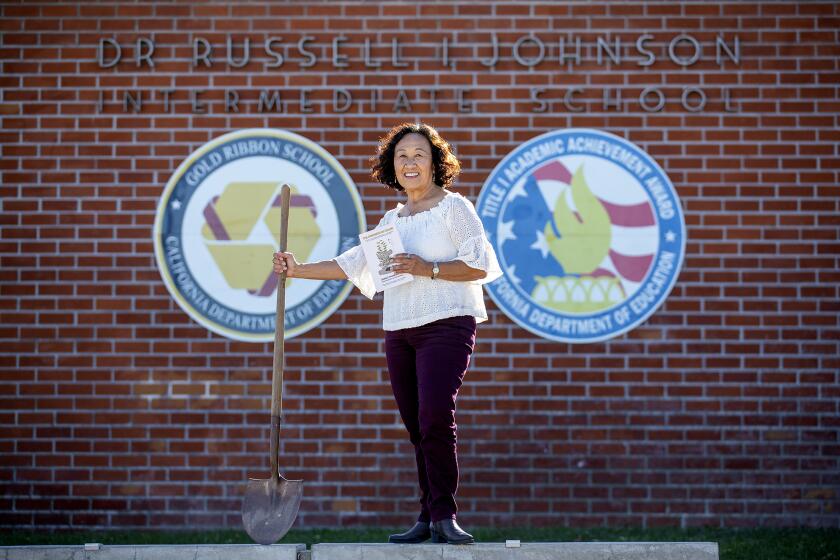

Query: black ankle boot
[[430, 519, 474, 545], [388, 521, 432, 544]]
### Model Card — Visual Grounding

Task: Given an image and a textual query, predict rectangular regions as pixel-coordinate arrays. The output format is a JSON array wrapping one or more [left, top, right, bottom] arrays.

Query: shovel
[[242, 184, 303, 545]]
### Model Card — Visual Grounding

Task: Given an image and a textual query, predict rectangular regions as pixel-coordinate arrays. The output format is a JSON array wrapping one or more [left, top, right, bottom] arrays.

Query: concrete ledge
[[310, 542, 719, 560], [1, 542, 719, 560], [0, 544, 304, 560]]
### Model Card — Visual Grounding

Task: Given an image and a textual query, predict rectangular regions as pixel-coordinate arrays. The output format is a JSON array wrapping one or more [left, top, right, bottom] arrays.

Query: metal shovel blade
[[242, 474, 303, 545]]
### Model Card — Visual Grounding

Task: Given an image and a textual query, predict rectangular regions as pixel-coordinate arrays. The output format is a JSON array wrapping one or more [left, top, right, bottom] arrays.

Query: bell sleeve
[[333, 213, 390, 300], [447, 195, 503, 285]]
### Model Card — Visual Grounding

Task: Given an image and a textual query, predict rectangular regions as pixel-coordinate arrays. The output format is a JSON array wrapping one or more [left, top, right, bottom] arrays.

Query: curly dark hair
[[370, 122, 461, 191]]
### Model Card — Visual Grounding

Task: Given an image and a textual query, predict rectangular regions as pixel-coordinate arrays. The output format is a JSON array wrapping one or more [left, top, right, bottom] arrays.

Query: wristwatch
[[431, 262, 440, 280]]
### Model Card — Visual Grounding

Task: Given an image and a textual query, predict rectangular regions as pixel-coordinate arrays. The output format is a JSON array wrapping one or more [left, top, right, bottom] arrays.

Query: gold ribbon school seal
[[154, 129, 366, 341]]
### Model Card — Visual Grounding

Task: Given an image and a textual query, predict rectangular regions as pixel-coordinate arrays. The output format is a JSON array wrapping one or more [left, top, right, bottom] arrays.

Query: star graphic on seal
[[498, 219, 516, 246], [530, 230, 551, 258]]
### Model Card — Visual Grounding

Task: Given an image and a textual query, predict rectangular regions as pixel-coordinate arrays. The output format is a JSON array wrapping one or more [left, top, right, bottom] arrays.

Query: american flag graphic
[[498, 160, 657, 301]]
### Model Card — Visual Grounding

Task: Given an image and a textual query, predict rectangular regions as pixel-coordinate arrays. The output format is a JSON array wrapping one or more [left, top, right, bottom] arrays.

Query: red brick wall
[[1, 1, 838, 530]]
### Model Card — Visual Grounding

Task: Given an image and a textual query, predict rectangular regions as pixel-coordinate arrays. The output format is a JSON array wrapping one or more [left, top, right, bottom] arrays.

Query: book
[[359, 224, 414, 292]]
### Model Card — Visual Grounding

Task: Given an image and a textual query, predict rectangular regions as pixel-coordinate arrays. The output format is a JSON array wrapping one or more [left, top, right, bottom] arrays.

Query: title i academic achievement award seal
[[476, 128, 686, 344]]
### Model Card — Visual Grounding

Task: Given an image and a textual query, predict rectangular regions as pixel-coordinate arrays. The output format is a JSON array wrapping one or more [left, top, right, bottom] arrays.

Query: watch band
[[431, 262, 440, 280]]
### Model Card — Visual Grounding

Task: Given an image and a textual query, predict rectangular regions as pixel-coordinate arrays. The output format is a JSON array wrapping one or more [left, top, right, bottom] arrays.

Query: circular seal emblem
[[154, 129, 366, 342], [476, 128, 686, 343]]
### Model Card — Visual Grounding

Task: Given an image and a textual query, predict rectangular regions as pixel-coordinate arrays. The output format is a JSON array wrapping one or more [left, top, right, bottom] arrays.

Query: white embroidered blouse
[[334, 190, 502, 331]]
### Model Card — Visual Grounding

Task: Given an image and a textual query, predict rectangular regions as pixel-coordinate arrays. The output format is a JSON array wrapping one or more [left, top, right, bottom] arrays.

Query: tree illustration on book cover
[[376, 239, 393, 275]]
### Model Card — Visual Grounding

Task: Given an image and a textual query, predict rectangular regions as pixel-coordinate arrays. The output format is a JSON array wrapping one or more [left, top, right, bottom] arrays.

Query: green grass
[[1, 526, 838, 560]]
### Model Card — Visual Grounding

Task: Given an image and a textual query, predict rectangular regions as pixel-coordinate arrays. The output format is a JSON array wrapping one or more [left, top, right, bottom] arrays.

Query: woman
[[273, 122, 501, 545]]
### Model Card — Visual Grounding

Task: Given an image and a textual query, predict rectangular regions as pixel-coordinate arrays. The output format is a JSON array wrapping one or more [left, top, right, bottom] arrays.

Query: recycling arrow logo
[[201, 182, 319, 296]]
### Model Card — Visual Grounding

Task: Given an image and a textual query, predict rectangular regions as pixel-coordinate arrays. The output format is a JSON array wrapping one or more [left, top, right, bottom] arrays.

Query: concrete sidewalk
[[0, 543, 304, 560], [2, 541, 719, 560], [311, 542, 719, 559]]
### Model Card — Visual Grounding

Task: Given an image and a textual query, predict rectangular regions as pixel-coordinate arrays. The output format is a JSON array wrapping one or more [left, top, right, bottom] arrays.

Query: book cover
[[359, 225, 414, 292]]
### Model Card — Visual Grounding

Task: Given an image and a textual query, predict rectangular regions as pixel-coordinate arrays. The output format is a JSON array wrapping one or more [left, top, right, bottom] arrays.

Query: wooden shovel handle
[[270, 184, 291, 479]]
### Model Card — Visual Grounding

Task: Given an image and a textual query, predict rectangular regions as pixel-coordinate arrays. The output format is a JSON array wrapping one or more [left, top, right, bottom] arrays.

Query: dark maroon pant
[[384, 315, 477, 523]]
